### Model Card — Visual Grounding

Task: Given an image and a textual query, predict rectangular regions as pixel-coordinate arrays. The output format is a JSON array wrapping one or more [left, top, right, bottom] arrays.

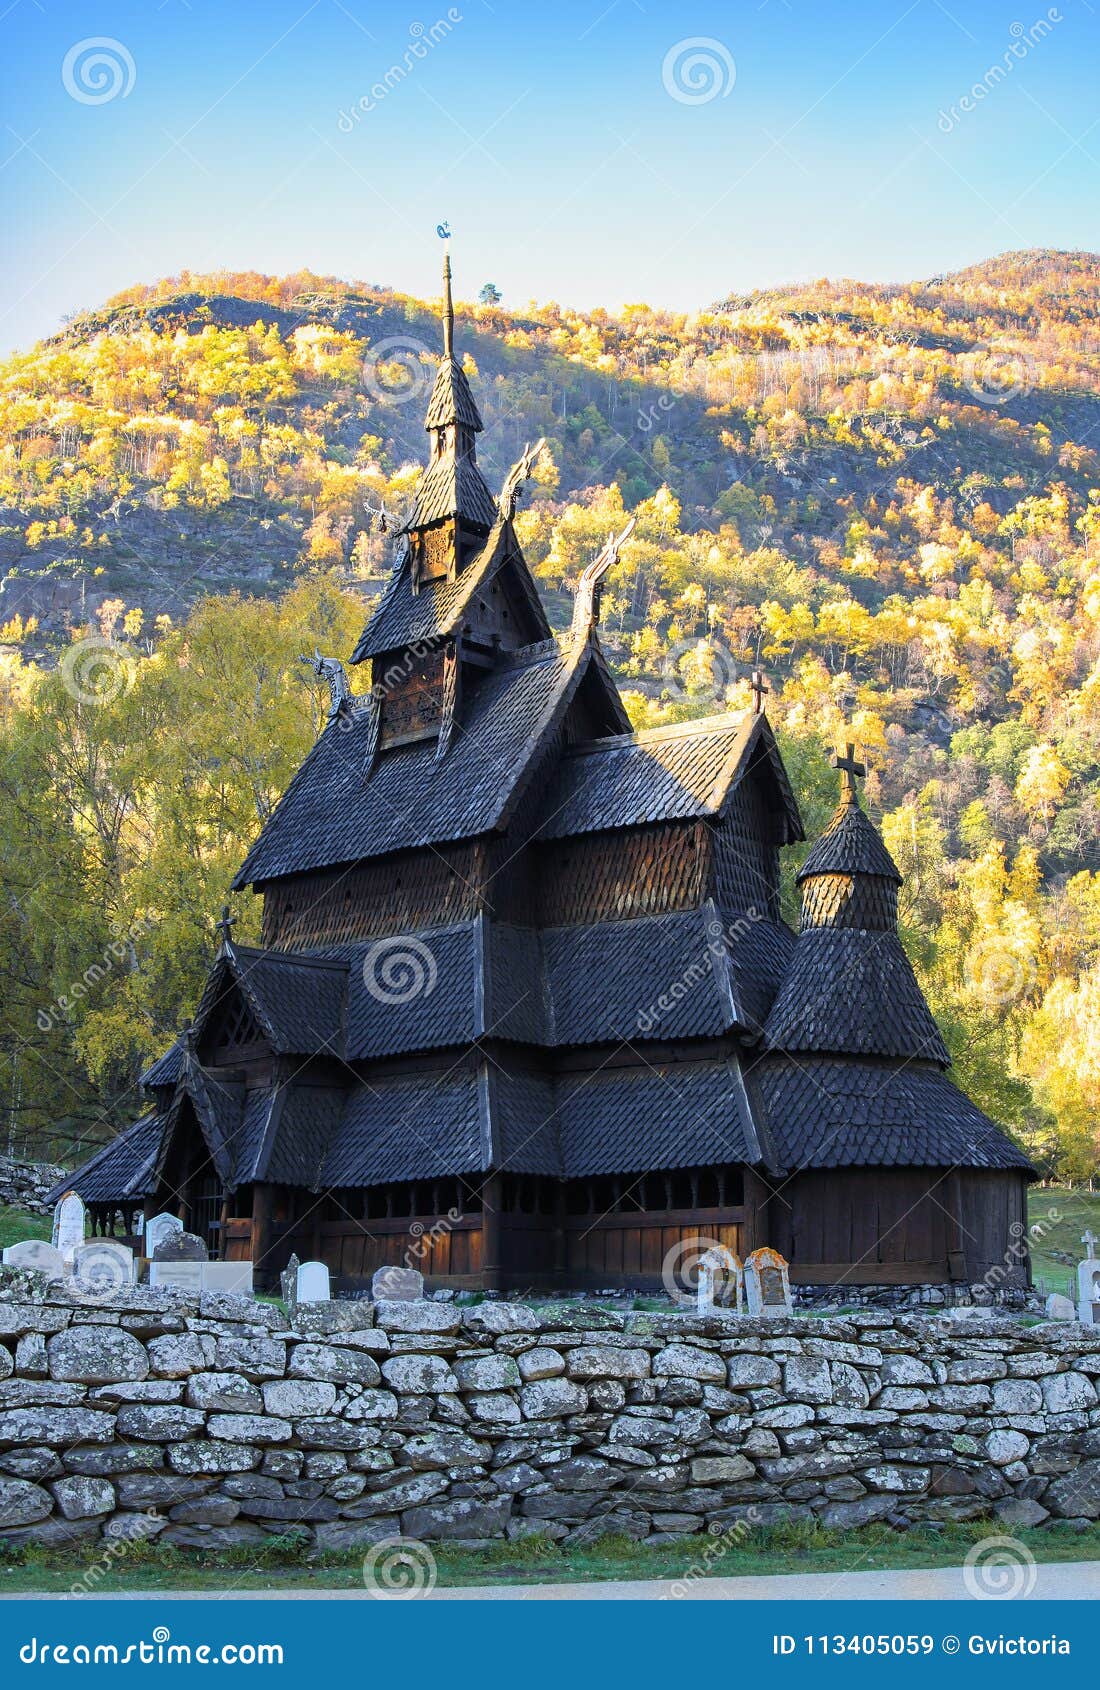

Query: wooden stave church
[[57, 256, 1035, 1295]]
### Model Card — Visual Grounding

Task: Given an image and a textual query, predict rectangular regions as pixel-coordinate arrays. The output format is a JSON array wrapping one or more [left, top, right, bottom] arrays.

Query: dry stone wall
[[0, 1158, 68, 1216], [1, 1275, 1099, 1555]]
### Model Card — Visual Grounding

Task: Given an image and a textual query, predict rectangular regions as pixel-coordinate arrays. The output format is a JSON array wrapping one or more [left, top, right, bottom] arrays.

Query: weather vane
[[436, 221, 451, 241]]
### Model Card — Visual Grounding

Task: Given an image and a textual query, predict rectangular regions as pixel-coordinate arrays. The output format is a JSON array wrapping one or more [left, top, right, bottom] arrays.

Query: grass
[[1028, 1186, 1100, 1300], [0, 1205, 49, 1253], [2, 1521, 1099, 1594]]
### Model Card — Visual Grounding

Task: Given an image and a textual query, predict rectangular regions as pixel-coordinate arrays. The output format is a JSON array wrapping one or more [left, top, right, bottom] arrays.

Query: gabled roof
[[233, 638, 596, 887], [141, 1041, 182, 1089], [349, 519, 551, 663], [763, 928, 950, 1064], [749, 1056, 1035, 1173], [185, 946, 347, 1060], [537, 711, 803, 842], [797, 790, 901, 883], [424, 356, 482, 431], [47, 1111, 165, 1207]]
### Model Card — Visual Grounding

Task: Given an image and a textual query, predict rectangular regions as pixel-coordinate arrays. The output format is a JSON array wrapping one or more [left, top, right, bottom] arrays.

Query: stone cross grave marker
[[144, 1213, 183, 1258], [280, 1253, 300, 1316], [297, 1260, 331, 1304], [51, 1191, 85, 1263], [2, 1238, 65, 1280], [371, 1265, 424, 1301], [744, 1247, 793, 1318], [72, 1239, 134, 1295], [1078, 1231, 1100, 1325]]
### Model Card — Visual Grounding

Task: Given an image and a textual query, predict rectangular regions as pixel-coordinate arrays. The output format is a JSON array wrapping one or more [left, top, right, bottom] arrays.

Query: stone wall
[[0, 1157, 68, 1216], [1, 1276, 1098, 1555]]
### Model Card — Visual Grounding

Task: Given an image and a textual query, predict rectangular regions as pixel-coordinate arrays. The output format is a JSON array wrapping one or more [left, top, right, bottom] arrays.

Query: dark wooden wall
[[534, 821, 709, 927], [261, 843, 486, 948]]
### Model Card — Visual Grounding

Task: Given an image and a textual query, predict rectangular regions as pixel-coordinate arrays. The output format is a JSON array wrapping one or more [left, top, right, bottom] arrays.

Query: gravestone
[[148, 1260, 204, 1293], [371, 1265, 424, 1302], [744, 1247, 793, 1319], [1077, 1231, 1100, 1325], [280, 1253, 301, 1316], [153, 1231, 207, 1263], [2, 1238, 65, 1280], [51, 1191, 86, 1263], [72, 1239, 134, 1295], [297, 1260, 331, 1304], [694, 1247, 742, 1315], [144, 1213, 183, 1259], [1045, 1292, 1076, 1322], [201, 1261, 254, 1295]]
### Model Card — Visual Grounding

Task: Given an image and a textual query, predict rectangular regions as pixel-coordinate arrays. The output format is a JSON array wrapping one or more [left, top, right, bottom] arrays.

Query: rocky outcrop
[[1, 1278, 1099, 1552]]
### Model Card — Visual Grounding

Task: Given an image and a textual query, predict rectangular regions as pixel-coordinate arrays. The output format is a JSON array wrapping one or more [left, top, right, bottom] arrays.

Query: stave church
[[58, 256, 1035, 1294]]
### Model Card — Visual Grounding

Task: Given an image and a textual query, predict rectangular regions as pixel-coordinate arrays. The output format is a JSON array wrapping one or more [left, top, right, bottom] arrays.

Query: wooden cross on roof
[[215, 905, 236, 949], [834, 742, 866, 796], [751, 668, 769, 715]]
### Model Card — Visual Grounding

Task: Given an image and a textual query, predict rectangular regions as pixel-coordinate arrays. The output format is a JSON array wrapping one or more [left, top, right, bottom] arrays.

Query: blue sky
[[1, 0, 1098, 350]]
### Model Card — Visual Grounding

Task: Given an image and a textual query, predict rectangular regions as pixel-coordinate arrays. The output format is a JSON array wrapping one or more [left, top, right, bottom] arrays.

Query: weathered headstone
[[153, 1231, 207, 1263], [2, 1238, 65, 1280], [51, 1191, 86, 1263], [144, 1213, 183, 1258], [371, 1265, 424, 1302], [1077, 1231, 1100, 1325], [201, 1261, 254, 1295], [1046, 1292, 1076, 1322], [72, 1239, 134, 1296], [695, 1246, 742, 1315], [280, 1253, 301, 1316], [297, 1260, 331, 1304], [744, 1247, 793, 1318]]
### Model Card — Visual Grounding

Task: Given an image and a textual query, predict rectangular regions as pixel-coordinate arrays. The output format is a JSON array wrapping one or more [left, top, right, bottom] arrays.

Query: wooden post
[[945, 1171, 967, 1282], [251, 1183, 274, 1290], [481, 1173, 503, 1292]]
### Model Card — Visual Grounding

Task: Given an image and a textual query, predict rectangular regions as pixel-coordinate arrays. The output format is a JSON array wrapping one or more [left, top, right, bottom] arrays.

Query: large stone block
[[211, 1337, 286, 1378], [262, 1380, 337, 1418], [517, 1348, 565, 1382], [208, 1413, 292, 1445], [401, 1495, 512, 1540], [0, 1477, 52, 1528], [147, 1333, 215, 1378], [452, 1355, 521, 1392], [374, 1301, 460, 1335], [381, 1355, 458, 1394], [520, 1379, 588, 1420], [47, 1327, 148, 1385], [653, 1344, 726, 1383], [167, 1440, 260, 1476], [287, 1343, 381, 1386], [567, 1346, 650, 1382], [726, 1354, 782, 1390], [783, 1358, 833, 1404], [1042, 1372, 1097, 1414], [185, 1373, 263, 1413], [51, 1475, 114, 1519], [0, 1407, 116, 1445]]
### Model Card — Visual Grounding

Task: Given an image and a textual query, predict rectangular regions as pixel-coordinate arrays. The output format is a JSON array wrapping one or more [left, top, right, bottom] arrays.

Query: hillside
[[0, 252, 1099, 1175]]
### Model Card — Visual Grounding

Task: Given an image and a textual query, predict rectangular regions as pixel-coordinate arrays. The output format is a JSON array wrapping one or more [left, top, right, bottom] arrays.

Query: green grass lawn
[[1028, 1187, 1100, 1300], [2, 1521, 1099, 1594], [0, 1205, 50, 1253]]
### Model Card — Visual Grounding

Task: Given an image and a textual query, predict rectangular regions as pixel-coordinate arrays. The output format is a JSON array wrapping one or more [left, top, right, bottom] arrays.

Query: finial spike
[[442, 247, 454, 361]]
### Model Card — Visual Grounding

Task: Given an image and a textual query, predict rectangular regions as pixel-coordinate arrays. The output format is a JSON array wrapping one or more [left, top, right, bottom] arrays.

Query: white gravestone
[[744, 1247, 793, 1318], [72, 1239, 134, 1295], [1077, 1231, 1100, 1325], [2, 1238, 66, 1280], [144, 1213, 183, 1259], [371, 1265, 424, 1301], [149, 1260, 204, 1293], [297, 1260, 331, 1304], [51, 1192, 86, 1264], [201, 1261, 254, 1296]]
